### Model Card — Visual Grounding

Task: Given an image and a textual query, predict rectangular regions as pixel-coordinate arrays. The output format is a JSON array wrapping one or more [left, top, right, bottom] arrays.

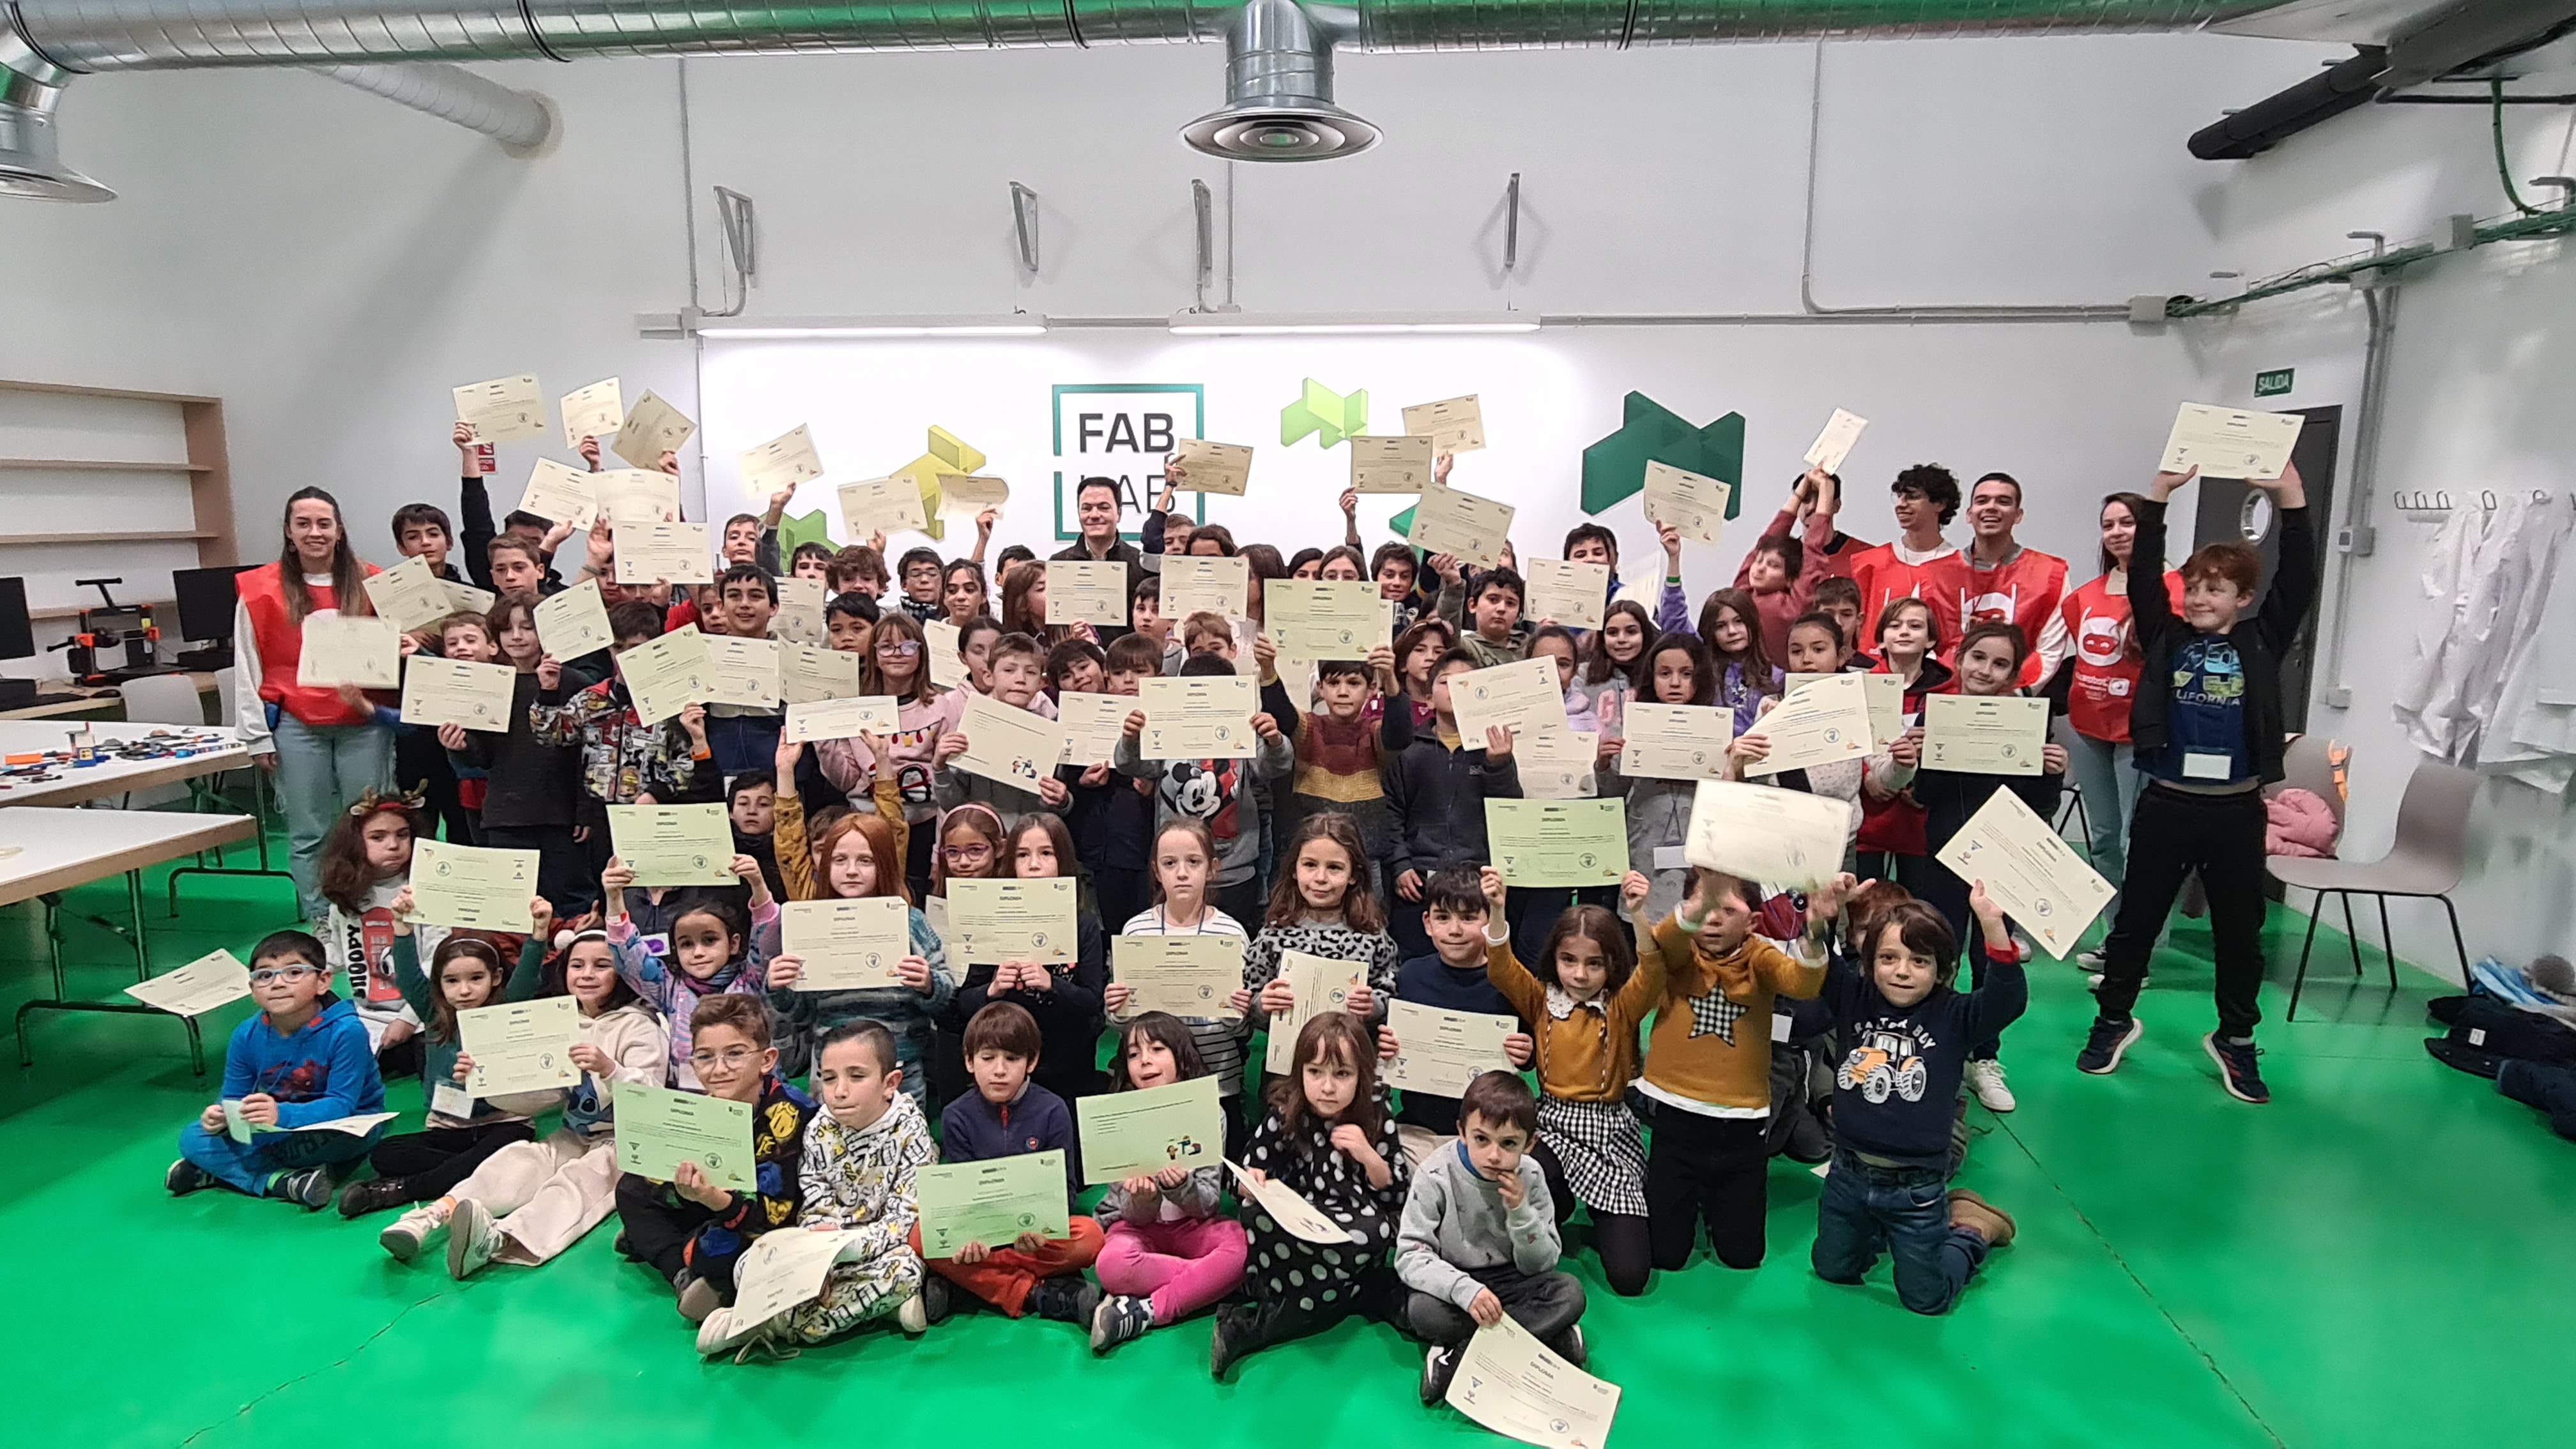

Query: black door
[[2191, 406, 2339, 734]]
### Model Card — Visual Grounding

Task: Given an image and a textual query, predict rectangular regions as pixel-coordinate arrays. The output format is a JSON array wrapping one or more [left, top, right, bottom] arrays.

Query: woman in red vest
[[233, 487, 392, 924], [2055, 490, 2184, 962]]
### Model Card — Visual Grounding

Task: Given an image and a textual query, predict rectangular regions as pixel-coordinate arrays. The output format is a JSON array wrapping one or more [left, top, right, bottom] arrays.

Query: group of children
[[175, 426, 2319, 1386]]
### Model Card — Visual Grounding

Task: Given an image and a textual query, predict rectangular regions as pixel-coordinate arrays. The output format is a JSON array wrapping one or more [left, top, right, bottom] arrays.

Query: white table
[[3, 807, 259, 1075], [0, 721, 250, 808]]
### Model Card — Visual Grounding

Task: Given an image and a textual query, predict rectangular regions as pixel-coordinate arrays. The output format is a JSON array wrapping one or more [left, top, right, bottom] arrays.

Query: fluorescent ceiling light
[[1167, 310, 1540, 336], [691, 315, 1048, 339]]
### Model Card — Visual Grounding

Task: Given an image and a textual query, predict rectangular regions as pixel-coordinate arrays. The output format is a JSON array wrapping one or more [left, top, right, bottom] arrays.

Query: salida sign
[[1052, 383, 1205, 540]]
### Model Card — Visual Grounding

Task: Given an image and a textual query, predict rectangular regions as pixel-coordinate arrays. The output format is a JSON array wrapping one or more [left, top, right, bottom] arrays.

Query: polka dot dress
[[1240, 1086, 1409, 1316]]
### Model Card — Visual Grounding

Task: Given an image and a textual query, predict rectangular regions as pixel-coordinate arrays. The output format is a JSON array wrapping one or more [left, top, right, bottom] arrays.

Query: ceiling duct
[[3, 0, 2309, 200]]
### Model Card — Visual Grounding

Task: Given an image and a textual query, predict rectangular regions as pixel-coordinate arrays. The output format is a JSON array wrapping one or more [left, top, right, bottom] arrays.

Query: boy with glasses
[[167, 931, 387, 1209]]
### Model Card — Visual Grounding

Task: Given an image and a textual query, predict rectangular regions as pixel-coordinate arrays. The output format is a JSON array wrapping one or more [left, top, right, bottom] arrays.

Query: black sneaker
[[1554, 1324, 1588, 1368], [2203, 1032, 2271, 1104], [1028, 1274, 1101, 1325], [1091, 1293, 1154, 1354], [1209, 1305, 1254, 1381], [2076, 1016, 2144, 1075], [165, 1160, 214, 1197], [275, 1167, 335, 1209], [1420, 1345, 1461, 1406], [919, 1276, 953, 1326], [335, 1175, 411, 1219]]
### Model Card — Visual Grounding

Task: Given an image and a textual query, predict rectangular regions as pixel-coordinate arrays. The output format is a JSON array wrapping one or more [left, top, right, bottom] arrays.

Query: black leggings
[[1531, 1138, 1652, 1298], [367, 1120, 535, 1203], [1644, 1108, 1770, 1271]]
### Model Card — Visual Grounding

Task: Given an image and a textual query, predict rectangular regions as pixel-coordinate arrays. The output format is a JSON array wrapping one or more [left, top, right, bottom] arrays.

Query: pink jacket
[[1735, 504, 1838, 665], [2266, 788, 2338, 858]]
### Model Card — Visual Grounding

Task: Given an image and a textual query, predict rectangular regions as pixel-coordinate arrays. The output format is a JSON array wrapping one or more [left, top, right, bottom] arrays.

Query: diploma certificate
[[1382, 1000, 1517, 1098], [1485, 799, 1628, 888], [1400, 394, 1485, 454], [781, 897, 913, 990], [1743, 673, 1873, 776], [838, 475, 928, 537], [408, 839, 539, 931], [702, 635, 781, 709], [1173, 438, 1254, 496], [558, 377, 624, 450], [362, 554, 455, 633], [1138, 675, 1261, 760], [1935, 787, 2115, 960], [611, 390, 696, 471], [614, 625, 710, 727], [1643, 459, 1732, 546], [296, 616, 401, 689], [1683, 779, 1853, 889], [2160, 402, 2301, 480], [1804, 408, 1869, 474], [952, 694, 1070, 792], [1450, 656, 1568, 746], [1160, 556, 1248, 619], [1446, 1314, 1624, 1449], [1111, 935, 1245, 1020], [608, 802, 737, 887], [1077, 1075, 1225, 1184], [1265, 579, 1384, 659], [1922, 695, 2050, 776], [399, 656, 517, 732], [1788, 671, 1903, 748], [947, 877, 1078, 965], [123, 949, 250, 1017], [916, 1152, 1071, 1257], [1618, 702, 1733, 781], [739, 424, 825, 497], [613, 522, 712, 585], [1521, 558, 1610, 631], [593, 468, 681, 526], [453, 374, 546, 444], [783, 694, 898, 743], [1349, 435, 1435, 494], [615, 1084, 755, 1192], [1264, 949, 1368, 1074], [533, 582, 615, 660], [1055, 689, 1132, 766], [1045, 560, 1129, 626], [459, 996, 580, 1096], [1407, 482, 1516, 570]]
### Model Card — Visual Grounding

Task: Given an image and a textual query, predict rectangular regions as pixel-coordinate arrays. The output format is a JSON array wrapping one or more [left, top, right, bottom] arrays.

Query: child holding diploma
[[1400, 1071, 1589, 1406], [1572, 601, 1655, 738], [915, 1002, 1106, 1324], [1384, 649, 1522, 961], [821, 611, 963, 900], [1731, 469, 1843, 663], [612, 993, 815, 1323], [1857, 597, 1952, 896], [1482, 870, 1662, 1297], [1385, 868, 1535, 1166], [1901, 621, 2069, 1115], [1692, 587, 1784, 735], [339, 895, 557, 1224], [1595, 634, 1713, 929], [317, 790, 435, 1062], [1243, 814, 1401, 1071], [167, 930, 387, 1209], [694, 1021, 939, 1358], [441, 928, 670, 1279], [1211, 1013, 1410, 1379], [1811, 882, 2025, 1314], [526, 600, 716, 852], [1636, 870, 1830, 1278], [456, 593, 587, 917], [1110, 819, 1254, 1139], [1068, 633, 1162, 931], [1285, 648, 1409, 895], [1088, 1013, 1250, 1353], [947, 814, 1108, 1104], [933, 632, 1071, 820], [1112, 654, 1298, 930], [605, 855, 778, 1091]]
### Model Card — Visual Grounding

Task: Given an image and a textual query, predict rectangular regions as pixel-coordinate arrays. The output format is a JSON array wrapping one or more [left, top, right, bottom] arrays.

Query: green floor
[[5, 828, 2566, 1449]]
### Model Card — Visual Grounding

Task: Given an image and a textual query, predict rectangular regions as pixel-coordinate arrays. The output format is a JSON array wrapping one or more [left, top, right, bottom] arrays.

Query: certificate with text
[[2160, 402, 2300, 480], [1407, 482, 1516, 570], [533, 582, 615, 660], [459, 996, 581, 1096], [1173, 438, 1252, 496], [1447, 1313, 1623, 1449], [703, 635, 781, 710], [362, 554, 455, 633], [1138, 675, 1261, 760], [1522, 557, 1609, 631], [779, 641, 861, 705], [608, 802, 737, 886], [947, 877, 1079, 965], [1804, 408, 1868, 475], [916, 1151, 1070, 1257], [611, 390, 696, 471], [399, 656, 517, 732], [953, 693, 1070, 792], [1450, 656, 1569, 746], [783, 694, 898, 743], [782, 897, 913, 990], [1112, 935, 1245, 1020], [1788, 671, 1903, 749], [1160, 556, 1248, 619], [739, 424, 825, 497], [1383, 1000, 1517, 1098], [1045, 560, 1129, 626], [296, 616, 401, 689], [615, 1084, 754, 1192], [1078, 1075, 1225, 1184], [1265, 579, 1384, 659], [409, 839, 540, 931], [123, 949, 250, 1017], [613, 521, 712, 585], [593, 468, 682, 526], [1400, 394, 1486, 454], [1744, 673, 1873, 776], [1349, 435, 1435, 494], [1486, 799, 1628, 888], [558, 377, 623, 450], [1922, 695, 2050, 776], [1935, 787, 2113, 959], [453, 374, 546, 443], [838, 475, 928, 537], [1515, 728, 1599, 801], [1643, 459, 1732, 546], [1264, 949, 1369, 1075], [1055, 689, 1132, 766], [1683, 779, 1851, 889], [615, 625, 710, 726], [1618, 702, 1733, 781]]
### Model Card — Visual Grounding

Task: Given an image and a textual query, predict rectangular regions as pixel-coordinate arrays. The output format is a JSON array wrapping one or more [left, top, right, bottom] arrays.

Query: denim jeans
[[1811, 1150, 1988, 1315], [178, 1119, 381, 1195], [272, 715, 393, 923], [2066, 733, 2143, 896]]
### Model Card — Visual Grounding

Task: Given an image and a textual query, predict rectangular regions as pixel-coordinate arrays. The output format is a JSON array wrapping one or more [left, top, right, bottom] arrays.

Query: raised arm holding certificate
[[1078, 1075, 1224, 1184], [1382, 1000, 1517, 1098], [409, 839, 540, 930], [1450, 656, 1568, 745], [1407, 481, 1516, 569], [453, 374, 546, 443], [1804, 408, 1869, 474], [1266, 579, 1383, 659], [1056, 690, 1131, 766], [123, 949, 250, 1017], [1743, 672, 1873, 775], [608, 802, 737, 886], [1618, 702, 1732, 781], [916, 1152, 1071, 1256], [533, 581, 616, 660], [2160, 402, 2301, 479], [739, 424, 825, 497], [1485, 799, 1628, 887], [613, 522, 712, 585], [1046, 560, 1129, 626], [1446, 1314, 1624, 1449], [953, 693, 1070, 791], [838, 475, 928, 537], [459, 996, 581, 1096], [1172, 438, 1253, 496], [615, 625, 710, 727], [558, 377, 623, 448], [615, 1084, 755, 1192], [1112, 935, 1245, 1019], [363, 554, 455, 632], [1349, 435, 1434, 494], [400, 656, 517, 732], [593, 468, 682, 525], [1138, 675, 1260, 759], [947, 877, 1078, 965], [297, 616, 401, 689], [703, 635, 781, 709], [1788, 671, 1903, 747], [783, 695, 898, 744], [1522, 557, 1610, 630], [1936, 788, 2115, 960], [611, 390, 695, 471], [1400, 394, 1485, 453], [1683, 779, 1851, 889], [1160, 555, 1248, 618], [781, 897, 912, 990], [1923, 695, 2050, 776], [1643, 459, 1733, 546], [1263, 949, 1368, 1073]]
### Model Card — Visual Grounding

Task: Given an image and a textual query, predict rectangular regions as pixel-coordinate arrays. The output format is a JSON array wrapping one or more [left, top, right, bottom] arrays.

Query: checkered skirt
[[1537, 1093, 1649, 1218]]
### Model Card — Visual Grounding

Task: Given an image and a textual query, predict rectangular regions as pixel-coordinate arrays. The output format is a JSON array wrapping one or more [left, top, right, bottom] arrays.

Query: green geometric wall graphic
[[1387, 502, 1416, 538], [1581, 393, 1745, 519], [777, 509, 833, 556], [1280, 378, 1368, 448]]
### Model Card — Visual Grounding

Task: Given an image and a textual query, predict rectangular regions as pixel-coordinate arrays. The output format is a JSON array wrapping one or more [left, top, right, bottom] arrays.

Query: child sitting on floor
[[1811, 877, 2024, 1314], [694, 1020, 939, 1358], [167, 930, 387, 1209], [1087, 1011, 1250, 1354], [1400, 1071, 1589, 1406], [915, 1002, 1105, 1325]]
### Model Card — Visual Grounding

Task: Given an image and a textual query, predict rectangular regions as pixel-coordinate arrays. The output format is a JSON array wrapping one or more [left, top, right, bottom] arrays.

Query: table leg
[[167, 772, 295, 914], [16, 882, 210, 1077]]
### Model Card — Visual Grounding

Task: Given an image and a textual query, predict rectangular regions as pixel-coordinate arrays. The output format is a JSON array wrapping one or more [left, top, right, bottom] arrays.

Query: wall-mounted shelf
[[0, 457, 215, 474], [0, 531, 221, 546], [31, 600, 174, 621]]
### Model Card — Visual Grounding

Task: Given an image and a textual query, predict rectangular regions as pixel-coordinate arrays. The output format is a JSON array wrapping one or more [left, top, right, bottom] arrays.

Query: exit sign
[[2254, 369, 2295, 397]]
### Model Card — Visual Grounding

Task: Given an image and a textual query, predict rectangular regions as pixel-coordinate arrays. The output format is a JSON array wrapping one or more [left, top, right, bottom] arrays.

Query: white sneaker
[[378, 1202, 448, 1262], [1966, 1059, 2016, 1113], [446, 1197, 500, 1280], [897, 1289, 928, 1335], [2076, 949, 2107, 970], [695, 1307, 755, 1358]]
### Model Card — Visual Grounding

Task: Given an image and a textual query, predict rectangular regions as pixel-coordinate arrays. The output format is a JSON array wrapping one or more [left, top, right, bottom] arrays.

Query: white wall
[[25, 29, 2568, 976]]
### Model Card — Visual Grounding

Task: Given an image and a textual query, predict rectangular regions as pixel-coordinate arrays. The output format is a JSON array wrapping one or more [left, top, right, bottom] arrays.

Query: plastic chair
[[117, 673, 207, 726], [2048, 718, 2093, 856], [2267, 758, 2478, 1020]]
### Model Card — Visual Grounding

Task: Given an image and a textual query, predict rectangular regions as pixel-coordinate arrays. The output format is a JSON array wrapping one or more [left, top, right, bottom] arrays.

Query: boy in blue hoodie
[[915, 1002, 1104, 1324], [1384, 868, 1533, 1167], [167, 930, 387, 1209]]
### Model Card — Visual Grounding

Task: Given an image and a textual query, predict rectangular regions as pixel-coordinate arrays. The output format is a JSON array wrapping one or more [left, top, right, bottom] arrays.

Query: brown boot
[[1947, 1188, 2016, 1248]]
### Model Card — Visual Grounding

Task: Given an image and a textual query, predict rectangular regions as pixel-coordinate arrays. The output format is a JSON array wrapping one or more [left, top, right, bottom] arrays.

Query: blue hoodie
[[219, 995, 385, 1127]]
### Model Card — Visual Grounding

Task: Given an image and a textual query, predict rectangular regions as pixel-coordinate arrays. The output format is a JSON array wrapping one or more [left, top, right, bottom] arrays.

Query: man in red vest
[[1845, 464, 1969, 655], [1957, 472, 2069, 688]]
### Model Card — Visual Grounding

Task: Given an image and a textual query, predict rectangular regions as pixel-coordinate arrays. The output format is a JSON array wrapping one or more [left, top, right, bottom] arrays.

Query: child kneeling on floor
[[697, 1020, 939, 1358], [1401, 1070, 1588, 1407], [169, 930, 387, 1209], [1812, 875, 2025, 1314], [913, 1002, 1105, 1325]]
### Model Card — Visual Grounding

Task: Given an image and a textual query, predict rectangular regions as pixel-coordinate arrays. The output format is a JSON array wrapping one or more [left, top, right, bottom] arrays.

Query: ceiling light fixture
[[693, 314, 1049, 340], [1166, 311, 1540, 336]]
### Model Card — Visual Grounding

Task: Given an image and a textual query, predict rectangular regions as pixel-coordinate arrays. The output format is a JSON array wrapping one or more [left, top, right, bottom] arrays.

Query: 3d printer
[[48, 579, 166, 684]]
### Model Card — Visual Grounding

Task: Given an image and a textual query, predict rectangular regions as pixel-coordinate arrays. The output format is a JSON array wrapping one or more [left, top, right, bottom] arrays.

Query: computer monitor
[[173, 565, 253, 644], [0, 577, 33, 661]]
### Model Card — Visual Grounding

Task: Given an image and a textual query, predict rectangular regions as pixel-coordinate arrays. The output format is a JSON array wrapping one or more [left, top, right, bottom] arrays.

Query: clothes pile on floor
[[2425, 954, 2576, 1142]]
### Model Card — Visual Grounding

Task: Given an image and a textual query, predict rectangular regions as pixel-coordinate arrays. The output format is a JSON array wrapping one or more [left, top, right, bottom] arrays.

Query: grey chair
[[2266, 758, 2478, 1020]]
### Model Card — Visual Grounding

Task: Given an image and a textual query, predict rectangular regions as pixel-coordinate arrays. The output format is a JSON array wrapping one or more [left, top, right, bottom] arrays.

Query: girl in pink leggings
[[1086, 1012, 1249, 1354]]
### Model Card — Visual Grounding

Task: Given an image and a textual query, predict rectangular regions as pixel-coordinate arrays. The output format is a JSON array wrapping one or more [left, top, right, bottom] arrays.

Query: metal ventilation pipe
[[1, 27, 108, 200], [314, 63, 558, 155], [1183, 1, 1376, 161]]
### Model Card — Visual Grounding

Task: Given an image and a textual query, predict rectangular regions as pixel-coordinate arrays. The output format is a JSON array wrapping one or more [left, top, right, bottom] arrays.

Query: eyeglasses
[[942, 844, 993, 864], [249, 966, 320, 986], [686, 1046, 758, 1071], [877, 639, 921, 656]]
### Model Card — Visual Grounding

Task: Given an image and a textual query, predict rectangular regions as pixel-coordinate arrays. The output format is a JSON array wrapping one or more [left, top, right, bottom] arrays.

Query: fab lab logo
[[1054, 384, 1207, 541]]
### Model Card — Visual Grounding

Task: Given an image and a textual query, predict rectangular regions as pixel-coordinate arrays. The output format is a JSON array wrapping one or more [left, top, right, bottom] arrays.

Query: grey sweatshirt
[[1394, 1141, 1561, 1310], [1112, 728, 1295, 889]]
